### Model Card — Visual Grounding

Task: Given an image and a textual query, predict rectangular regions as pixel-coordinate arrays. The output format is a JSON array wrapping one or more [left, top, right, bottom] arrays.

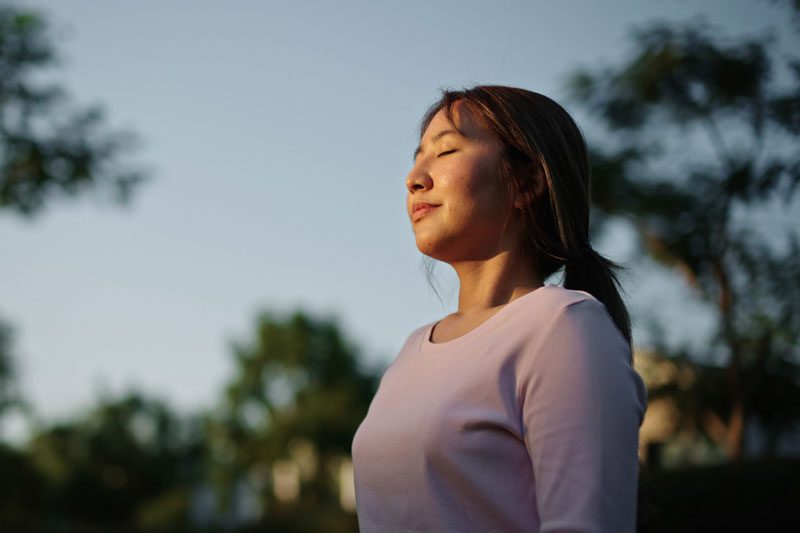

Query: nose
[[405, 165, 433, 193]]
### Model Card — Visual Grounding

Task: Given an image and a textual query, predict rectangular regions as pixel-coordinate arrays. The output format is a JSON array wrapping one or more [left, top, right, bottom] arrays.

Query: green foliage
[[0, 4, 154, 523], [0, 4, 147, 216], [571, 23, 776, 131], [0, 309, 378, 531], [569, 17, 800, 459], [0, 317, 22, 420], [208, 310, 377, 529], [16, 392, 205, 529]]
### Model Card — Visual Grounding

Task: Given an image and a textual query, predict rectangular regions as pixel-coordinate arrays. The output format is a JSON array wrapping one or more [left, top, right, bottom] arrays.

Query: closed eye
[[437, 149, 457, 157]]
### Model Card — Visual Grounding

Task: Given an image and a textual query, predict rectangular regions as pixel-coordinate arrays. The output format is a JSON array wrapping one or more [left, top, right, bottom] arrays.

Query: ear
[[512, 162, 546, 209]]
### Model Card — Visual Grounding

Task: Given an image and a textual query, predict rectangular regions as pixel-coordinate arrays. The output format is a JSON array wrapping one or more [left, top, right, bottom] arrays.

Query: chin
[[414, 234, 439, 258], [414, 234, 456, 262]]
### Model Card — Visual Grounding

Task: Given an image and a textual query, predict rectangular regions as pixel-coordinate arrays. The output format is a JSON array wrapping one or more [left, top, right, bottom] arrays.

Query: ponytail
[[564, 245, 632, 350]]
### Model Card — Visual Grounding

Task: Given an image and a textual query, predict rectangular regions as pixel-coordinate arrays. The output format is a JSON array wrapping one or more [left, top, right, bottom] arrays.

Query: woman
[[351, 86, 647, 533]]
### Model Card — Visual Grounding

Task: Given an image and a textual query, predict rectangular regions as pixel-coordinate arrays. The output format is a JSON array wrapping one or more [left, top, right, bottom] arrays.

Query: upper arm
[[519, 300, 647, 533]]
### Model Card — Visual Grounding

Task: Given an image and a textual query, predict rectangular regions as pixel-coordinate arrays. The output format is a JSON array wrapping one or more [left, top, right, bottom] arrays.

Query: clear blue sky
[[2, 0, 796, 433]]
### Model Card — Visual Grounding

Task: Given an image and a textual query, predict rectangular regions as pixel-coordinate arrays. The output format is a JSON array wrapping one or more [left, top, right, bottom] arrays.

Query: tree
[[208, 310, 379, 532], [0, 4, 151, 512], [0, 316, 23, 423], [569, 13, 800, 460], [0, 4, 147, 217], [0, 1, 149, 440], [21, 391, 205, 530], [0, 315, 40, 528], [1, 7, 154, 526]]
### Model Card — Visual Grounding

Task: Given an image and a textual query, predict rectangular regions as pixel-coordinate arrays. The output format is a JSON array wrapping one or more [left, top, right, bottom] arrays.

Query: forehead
[[422, 101, 492, 142]]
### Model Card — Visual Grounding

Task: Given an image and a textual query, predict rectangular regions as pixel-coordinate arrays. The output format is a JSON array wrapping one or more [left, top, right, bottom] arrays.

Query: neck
[[450, 249, 543, 314]]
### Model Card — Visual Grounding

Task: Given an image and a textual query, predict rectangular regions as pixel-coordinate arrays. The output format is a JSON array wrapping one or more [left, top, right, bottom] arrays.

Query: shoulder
[[539, 286, 619, 333], [528, 287, 631, 367], [514, 285, 613, 336], [515, 287, 642, 408], [514, 285, 631, 366], [527, 284, 597, 312]]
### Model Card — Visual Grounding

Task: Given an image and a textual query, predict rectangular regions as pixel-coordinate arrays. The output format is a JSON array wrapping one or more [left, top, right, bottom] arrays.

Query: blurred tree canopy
[[207, 311, 378, 531], [0, 3, 146, 217], [0, 317, 22, 421], [0, 0, 149, 435], [1, 391, 206, 530], [0, 310, 381, 531], [0, 0, 149, 453], [569, 15, 800, 460]]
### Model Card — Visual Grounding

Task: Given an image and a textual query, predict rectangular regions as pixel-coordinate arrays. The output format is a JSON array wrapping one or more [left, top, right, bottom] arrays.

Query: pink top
[[351, 285, 647, 533]]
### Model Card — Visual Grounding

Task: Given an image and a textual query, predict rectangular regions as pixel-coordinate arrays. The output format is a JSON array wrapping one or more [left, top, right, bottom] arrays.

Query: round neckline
[[419, 285, 553, 354]]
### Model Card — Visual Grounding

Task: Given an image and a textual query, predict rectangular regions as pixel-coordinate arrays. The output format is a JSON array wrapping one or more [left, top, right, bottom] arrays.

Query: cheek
[[438, 166, 483, 202], [444, 172, 507, 220]]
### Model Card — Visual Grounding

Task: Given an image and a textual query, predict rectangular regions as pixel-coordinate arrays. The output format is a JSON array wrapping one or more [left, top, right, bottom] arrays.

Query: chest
[[429, 309, 504, 343], [357, 344, 527, 466]]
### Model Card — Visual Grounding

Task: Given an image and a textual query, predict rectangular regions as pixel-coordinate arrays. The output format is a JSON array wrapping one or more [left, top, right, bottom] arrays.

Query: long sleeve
[[518, 299, 647, 533]]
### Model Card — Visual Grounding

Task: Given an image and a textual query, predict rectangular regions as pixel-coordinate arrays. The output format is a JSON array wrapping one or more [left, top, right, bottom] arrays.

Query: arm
[[518, 299, 647, 533]]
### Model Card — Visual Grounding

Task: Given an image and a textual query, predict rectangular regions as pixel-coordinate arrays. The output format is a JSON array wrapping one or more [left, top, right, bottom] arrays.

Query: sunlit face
[[406, 102, 519, 263]]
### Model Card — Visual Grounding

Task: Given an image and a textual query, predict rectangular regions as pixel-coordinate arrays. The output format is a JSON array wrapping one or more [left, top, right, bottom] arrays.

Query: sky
[[2, 0, 797, 436]]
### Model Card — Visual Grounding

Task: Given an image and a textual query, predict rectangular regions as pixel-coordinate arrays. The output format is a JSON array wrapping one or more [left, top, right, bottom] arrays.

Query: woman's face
[[406, 102, 518, 263]]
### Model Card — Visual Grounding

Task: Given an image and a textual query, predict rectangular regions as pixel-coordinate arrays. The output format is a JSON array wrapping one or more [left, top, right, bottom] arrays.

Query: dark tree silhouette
[[0, 4, 147, 217], [0, 317, 22, 422], [569, 17, 800, 460]]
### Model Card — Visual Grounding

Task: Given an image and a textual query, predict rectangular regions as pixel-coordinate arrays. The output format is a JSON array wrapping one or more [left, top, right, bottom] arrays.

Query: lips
[[412, 202, 440, 222]]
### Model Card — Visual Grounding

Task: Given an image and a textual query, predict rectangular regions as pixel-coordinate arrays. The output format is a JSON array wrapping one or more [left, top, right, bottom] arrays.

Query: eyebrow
[[413, 129, 463, 161]]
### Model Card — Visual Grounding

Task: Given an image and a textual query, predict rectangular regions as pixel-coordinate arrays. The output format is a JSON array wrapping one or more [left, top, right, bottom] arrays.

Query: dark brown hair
[[418, 85, 632, 349]]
